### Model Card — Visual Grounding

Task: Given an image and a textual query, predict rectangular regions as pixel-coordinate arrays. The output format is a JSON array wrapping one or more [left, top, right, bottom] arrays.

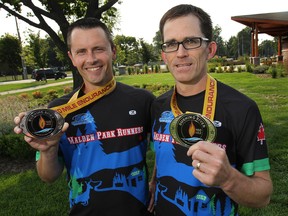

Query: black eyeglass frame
[[161, 37, 210, 53]]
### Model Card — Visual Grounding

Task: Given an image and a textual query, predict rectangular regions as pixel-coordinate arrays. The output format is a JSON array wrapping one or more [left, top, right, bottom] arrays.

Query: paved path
[[0, 79, 36, 85], [0, 80, 73, 96]]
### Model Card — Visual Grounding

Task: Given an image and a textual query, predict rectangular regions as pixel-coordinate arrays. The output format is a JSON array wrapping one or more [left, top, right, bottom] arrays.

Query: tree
[[21, 33, 65, 74], [212, 25, 226, 57], [114, 35, 140, 66], [226, 36, 238, 59], [258, 39, 277, 57], [152, 30, 162, 62], [0, 0, 121, 89], [237, 27, 251, 57], [139, 38, 158, 64], [28, 32, 49, 68], [46, 36, 67, 68], [0, 34, 22, 79]]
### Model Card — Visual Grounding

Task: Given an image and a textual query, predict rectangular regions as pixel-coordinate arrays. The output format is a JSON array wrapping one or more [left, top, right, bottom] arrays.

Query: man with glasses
[[149, 4, 272, 215]]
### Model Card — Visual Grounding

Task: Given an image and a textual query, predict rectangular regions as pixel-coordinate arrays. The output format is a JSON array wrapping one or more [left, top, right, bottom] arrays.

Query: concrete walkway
[[0, 79, 73, 96]]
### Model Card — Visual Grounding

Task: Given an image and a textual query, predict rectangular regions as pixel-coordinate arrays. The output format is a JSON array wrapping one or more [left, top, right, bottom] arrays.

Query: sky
[[0, 0, 287, 44], [114, 0, 287, 43]]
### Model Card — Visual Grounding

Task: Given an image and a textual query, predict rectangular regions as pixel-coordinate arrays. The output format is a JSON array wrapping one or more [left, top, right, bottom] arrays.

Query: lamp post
[[15, 16, 28, 80]]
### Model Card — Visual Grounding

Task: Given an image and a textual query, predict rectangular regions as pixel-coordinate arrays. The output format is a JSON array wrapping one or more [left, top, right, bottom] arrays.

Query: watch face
[[170, 113, 216, 148], [19, 109, 64, 139]]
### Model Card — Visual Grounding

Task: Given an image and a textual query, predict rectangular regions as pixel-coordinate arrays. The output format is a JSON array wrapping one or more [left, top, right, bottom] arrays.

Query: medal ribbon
[[171, 74, 217, 120], [51, 77, 116, 118]]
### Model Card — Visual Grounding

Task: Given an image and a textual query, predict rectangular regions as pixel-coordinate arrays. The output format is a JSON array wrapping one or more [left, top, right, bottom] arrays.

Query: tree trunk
[[71, 67, 83, 90]]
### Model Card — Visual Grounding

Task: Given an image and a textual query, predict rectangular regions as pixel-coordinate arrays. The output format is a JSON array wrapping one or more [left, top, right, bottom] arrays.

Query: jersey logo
[[213, 120, 222, 127], [71, 113, 94, 126], [159, 111, 174, 123], [257, 123, 265, 145], [129, 110, 137, 115]]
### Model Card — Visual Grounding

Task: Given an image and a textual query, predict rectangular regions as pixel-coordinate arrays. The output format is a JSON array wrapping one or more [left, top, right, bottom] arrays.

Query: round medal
[[170, 113, 216, 148], [19, 109, 64, 139]]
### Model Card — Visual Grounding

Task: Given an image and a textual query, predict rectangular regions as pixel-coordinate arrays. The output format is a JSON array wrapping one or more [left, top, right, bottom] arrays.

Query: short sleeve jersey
[[48, 82, 155, 216], [151, 80, 270, 216]]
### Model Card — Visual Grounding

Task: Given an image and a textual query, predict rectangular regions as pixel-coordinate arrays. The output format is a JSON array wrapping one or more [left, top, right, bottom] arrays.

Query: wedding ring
[[196, 162, 201, 169]]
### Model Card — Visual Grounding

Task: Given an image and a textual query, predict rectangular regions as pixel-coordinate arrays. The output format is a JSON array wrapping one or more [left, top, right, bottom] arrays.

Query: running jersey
[[151, 80, 270, 216], [49, 82, 155, 216]]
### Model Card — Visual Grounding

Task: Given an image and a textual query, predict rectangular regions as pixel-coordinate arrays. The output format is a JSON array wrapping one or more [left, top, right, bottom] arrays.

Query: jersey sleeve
[[236, 102, 270, 176]]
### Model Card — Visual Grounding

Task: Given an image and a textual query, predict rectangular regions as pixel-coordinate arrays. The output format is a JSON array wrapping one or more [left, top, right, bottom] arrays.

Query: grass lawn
[[0, 72, 287, 215]]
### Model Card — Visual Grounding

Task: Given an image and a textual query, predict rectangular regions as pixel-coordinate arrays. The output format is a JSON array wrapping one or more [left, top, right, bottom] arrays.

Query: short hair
[[67, 17, 115, 51], [159, 4, 213, 42]]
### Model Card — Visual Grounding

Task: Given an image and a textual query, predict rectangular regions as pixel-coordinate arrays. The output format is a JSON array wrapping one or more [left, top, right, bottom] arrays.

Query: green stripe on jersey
[[241, 158, 270, 176]]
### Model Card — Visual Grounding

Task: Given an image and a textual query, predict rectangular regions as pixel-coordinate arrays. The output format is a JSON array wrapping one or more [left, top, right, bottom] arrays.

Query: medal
[[169, 75, 218, 148], [19, 109, 64, 139], [170, 112, 216, 148], [19, 77, 116, 140]]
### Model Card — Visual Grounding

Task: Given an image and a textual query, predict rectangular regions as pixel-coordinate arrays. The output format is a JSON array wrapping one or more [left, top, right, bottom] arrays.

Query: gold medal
[[169, 75, 218, 148], [170, 112, 216, 148]]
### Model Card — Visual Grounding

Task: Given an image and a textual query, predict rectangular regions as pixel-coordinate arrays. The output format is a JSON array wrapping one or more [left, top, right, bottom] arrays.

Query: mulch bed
[[0, 157, 35, 174], [255, 74, 272, 78]]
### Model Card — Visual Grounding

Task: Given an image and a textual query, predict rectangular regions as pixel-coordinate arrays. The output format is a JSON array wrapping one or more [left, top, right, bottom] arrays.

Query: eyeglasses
[[161, 37, 210, 53]]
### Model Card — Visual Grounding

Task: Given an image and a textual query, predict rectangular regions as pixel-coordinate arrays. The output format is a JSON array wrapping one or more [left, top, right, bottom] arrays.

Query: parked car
[[32, 68, 67, 81]]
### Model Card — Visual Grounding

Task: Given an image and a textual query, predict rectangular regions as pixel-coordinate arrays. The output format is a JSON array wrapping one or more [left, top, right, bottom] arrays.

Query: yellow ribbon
[[51, 77, 116, 118], [170, 74, 217, 120]]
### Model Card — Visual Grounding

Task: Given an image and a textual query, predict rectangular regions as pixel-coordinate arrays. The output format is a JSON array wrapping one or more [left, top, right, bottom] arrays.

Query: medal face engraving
[[19, 109, 64, 139], [170, 113, 216, 148]]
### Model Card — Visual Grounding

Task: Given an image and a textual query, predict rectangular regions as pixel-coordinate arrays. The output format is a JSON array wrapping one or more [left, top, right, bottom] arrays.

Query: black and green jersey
[[49, 82, 155, 216], [151, 80, 270, 216]]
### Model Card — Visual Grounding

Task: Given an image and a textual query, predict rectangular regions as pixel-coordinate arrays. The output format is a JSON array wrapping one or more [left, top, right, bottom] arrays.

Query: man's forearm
[[221, 169, 272, 208], [36, 145, 64, 183]]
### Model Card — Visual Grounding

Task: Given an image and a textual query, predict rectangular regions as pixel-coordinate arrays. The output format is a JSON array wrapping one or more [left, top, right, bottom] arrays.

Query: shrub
[[19, 93, 29, 99], [131, 84, 141, 88], [127, 67, 133, 75], [153, 85, 173, 97], [237, 66, 242, 72], [42, 94, 58, 104], [144, 84, 161, 92], [142, 83, 148, 89], [63, 86, 73, 94], [155, 65, 160, 73], [253, 65, 269, 74], [268, 65, 278, 78], [0, 134, 36, 159], [209, 66, 216, 73], [32, 91, 43, 99], [39, 89, 59, 104], [216, 65, 223, 73], [228, 65, 234, 73], [275, 63, 287, 77], [245, 63, 253, 72], [143, 64, 149, 74], [47, 89, 57, 95], [0, 96, 30, 135], [142, 84, 173, 95]]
